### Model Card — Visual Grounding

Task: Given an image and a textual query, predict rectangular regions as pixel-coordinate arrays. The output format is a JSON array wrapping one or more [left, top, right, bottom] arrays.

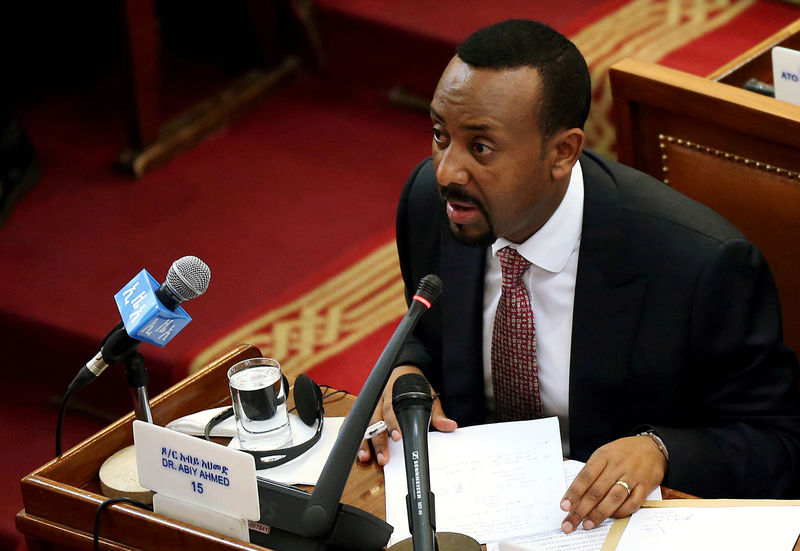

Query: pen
[[364, 420, 388, 440]]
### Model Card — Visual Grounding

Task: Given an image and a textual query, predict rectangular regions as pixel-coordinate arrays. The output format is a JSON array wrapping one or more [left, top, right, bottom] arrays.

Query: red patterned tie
[[491, 247, 543, 421]]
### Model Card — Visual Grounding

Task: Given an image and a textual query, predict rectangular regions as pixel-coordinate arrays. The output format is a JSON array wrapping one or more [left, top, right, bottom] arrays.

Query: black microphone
[[393, 373, 436, 551], [68, 255, 211, 393], [302, 274, 443, 535], [249, 274, 443, 551]]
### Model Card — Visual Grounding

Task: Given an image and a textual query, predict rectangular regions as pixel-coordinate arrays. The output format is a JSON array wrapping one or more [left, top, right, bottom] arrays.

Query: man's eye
[[432, 128, 446, 143], [473, 143, 491, 155]]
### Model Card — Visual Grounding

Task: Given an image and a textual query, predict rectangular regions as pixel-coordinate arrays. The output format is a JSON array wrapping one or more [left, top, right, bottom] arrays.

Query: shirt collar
[[491, 160, 584, 273]]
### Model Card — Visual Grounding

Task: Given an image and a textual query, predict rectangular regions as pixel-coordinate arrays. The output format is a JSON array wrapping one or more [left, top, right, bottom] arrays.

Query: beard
[[439, 185, 497, 248], [448, 222, 497, 248]]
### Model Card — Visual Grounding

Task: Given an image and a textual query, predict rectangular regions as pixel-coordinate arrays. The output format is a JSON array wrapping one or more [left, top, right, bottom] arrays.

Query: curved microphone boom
[[249, 274, 442, 551], [302, 274, 443, 536], [68, 255, 211, 393], [393, 373, 436, 551]]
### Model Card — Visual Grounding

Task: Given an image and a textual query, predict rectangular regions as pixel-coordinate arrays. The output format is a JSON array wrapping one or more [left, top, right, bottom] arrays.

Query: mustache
[[439, 186, 484, 210]]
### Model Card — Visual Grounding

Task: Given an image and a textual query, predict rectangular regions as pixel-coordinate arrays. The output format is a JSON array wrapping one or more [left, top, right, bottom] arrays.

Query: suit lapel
[[440, 224, 487, 424], [569, 153, 646, 459]]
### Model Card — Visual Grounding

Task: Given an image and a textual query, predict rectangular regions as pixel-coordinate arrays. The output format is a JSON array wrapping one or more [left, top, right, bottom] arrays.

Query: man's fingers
[[561, 474, 619, 533], [431, 398, 457, 432], [560, 459, 611, 533], [381, 394, 401, 442], [358, 409, 386, 463], [561, 436, 667, 533], [359, 365, 446, 466], [369, 431, 391, 466], [357, 439, 372, 463], [580, 478, 635, 530], [561, 458, 604, 513], [612, 486, 646, 519]]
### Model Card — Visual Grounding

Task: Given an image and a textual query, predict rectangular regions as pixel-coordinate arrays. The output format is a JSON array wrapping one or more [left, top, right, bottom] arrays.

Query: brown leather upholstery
[[660, 136, 800, 354], [610, 55, 800, 358]]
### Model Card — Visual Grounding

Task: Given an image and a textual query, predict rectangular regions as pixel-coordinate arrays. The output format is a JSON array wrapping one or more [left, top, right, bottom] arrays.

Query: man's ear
[[550, 128, 585, 181]]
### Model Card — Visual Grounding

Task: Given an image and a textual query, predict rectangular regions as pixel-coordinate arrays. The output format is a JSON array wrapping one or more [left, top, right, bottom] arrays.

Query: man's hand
[[560, 435, 668, 532], [357, 365, 457, 466]]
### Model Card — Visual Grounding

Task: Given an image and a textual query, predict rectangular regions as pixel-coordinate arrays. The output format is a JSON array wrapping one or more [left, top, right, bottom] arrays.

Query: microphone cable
[[55, 323, 124, 457], [55, 387, 74, 457], [92, 496, 152, 551]]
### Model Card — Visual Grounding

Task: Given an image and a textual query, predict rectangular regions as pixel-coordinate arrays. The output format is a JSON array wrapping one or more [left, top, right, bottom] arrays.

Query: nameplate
[[133, 421, 259, 521], [772, 46, 800, 106]]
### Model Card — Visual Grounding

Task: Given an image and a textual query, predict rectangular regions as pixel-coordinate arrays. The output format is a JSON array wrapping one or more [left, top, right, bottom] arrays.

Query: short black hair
[[456, 19, 591, 141]]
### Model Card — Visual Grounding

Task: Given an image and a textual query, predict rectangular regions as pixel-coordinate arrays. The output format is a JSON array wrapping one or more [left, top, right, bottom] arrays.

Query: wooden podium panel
[[16, 344, 386, 551], [609, 21, 800, 357]]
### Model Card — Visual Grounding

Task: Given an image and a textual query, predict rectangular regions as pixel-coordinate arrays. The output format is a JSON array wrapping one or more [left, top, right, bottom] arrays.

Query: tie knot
[[497, 247, 531, 287]]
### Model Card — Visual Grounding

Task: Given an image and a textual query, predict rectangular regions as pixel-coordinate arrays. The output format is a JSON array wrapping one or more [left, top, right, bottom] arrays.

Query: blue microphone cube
[[114, 269, 192, 347]]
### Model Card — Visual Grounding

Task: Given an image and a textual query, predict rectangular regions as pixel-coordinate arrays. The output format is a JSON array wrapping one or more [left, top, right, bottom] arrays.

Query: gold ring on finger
[[614, 479, 631, 496]]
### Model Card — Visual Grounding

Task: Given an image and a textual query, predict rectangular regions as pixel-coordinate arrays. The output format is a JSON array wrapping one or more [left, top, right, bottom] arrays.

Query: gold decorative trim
[[572, 0, 756, 158], [189, 240, 407, 378], [658, 134, 800, 185]]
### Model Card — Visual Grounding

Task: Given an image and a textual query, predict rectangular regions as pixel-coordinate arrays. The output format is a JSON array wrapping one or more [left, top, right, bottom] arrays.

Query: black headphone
[[204, 373, 324, 468]]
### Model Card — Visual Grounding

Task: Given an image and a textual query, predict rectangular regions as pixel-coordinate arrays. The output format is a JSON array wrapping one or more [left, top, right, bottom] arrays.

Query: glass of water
[[227, 357, 293, 450]]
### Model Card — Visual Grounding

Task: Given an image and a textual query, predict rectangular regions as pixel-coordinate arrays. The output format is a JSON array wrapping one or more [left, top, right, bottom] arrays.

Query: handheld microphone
[[249, 274, 442, 551], [68, 256, 211, 393], [393, 373, 436, 551]]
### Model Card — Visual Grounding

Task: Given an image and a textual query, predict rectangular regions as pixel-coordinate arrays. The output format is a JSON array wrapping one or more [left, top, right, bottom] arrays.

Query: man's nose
[[435, 145, 469, 187]]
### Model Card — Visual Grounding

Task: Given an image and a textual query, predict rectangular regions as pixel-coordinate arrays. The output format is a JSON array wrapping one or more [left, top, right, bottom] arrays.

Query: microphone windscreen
[[415, 274, 443, 304], [166, 256, 211, 301], [392, 373, 431, 401]]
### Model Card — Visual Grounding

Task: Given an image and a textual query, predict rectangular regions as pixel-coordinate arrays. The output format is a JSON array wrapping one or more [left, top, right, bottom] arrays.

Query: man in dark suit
[[358, 19, 800, 532]]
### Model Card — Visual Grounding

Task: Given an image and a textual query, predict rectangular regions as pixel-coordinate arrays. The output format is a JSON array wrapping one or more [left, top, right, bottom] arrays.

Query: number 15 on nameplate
[[133, 420, 260, 521]]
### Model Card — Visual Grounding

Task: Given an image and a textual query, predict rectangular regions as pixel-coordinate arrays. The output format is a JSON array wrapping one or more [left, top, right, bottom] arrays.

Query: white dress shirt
[[482, 161, 584, 455]]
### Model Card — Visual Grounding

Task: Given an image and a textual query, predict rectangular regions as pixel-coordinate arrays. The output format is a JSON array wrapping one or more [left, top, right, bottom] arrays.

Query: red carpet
[[1, 74, 430, 390], [3, 2, 799, 550]]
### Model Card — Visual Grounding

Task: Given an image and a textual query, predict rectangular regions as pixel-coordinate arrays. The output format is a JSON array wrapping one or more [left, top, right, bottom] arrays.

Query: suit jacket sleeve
[[652, 238, 800, 497], [394, 158, 437, 373]]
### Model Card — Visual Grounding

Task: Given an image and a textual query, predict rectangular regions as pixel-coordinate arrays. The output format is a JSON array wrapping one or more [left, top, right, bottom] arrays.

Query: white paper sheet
[[166, 406, 236, 436], [487, 460, 661, 551], [384, 417, 566, 545], [615, 506, 800, 551]]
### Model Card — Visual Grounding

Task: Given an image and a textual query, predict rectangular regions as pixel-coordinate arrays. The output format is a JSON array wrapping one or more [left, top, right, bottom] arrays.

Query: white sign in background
[[772, 46, 800, 106], [133, 420, 260, 521]]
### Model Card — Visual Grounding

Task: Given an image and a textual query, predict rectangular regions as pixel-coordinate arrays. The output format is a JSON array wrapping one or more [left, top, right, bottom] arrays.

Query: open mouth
[[440, 187, 485, 225], [445, 199, 481, 224]]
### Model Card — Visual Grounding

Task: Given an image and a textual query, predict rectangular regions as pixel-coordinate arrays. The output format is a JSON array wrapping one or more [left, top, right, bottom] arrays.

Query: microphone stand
[[250, 275, 442, 551], [100, 323, 154, 423], [96, 340, 155, 505], [125, 353, 154, 423]]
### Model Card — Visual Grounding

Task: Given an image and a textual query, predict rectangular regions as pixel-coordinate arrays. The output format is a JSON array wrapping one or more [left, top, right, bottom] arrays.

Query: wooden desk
[[16, 344, 385, 551], [17, 343, 694, 550]]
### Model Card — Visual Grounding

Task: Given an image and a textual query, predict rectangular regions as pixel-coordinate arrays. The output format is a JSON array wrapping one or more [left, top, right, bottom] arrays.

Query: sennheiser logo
[[411, 449, 422, 512]]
